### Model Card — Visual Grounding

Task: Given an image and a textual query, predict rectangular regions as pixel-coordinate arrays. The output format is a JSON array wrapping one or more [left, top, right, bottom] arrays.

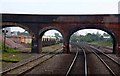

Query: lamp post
[[2, 29, 8, 51]]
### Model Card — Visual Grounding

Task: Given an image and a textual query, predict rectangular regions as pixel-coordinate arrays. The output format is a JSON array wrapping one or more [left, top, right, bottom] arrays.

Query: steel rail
[[81, 47, 88, 76], [85, 47, 116, 76], [74, 43, 88, 76], [17, 50, 61, 75], [90, 46, 120, 66], [1, 47, 62, 74], [66, 51, 79, 76], [66, 43, 88, 76]]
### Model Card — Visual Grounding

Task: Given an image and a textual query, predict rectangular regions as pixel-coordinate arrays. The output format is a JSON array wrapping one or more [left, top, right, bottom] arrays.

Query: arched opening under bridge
[[39, 28, 63, 53], [1, 26, 32, 53], [69, 29, 115, 54]]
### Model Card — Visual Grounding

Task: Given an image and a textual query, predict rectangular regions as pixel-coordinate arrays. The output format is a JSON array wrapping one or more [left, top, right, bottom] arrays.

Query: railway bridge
[[1, 14, 120, 56]]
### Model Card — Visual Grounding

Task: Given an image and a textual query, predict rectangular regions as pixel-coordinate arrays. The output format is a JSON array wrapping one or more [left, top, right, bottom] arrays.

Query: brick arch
[[69, 24, 117, 54], [36, 26, 64, 53], [39, 26, 64, 38], [1, 22, 33, 36]]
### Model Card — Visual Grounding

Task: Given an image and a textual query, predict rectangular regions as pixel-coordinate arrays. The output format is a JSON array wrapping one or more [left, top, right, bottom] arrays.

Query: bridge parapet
[[55, 15, 118, 24]]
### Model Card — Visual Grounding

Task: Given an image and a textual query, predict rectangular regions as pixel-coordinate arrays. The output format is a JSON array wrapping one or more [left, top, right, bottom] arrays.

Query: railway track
[[90, 46, 120, 65], [89, 46, 120, 75], [67, 43, 119, 75], [86, 48, 115, 75], [1, 47, 63, 76], [65, 51, 79, 76], [83, 45, 120, 76], [2, 43, 119, 75], [69, 43, 120, 76], [89, 44, 113, 53], [66, 43, 87, 76]]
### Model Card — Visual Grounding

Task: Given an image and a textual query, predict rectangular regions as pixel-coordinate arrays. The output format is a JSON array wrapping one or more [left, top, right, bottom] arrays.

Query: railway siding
[[25, 54, 75, 75], [6, 55, 54, 74], [99, 54, 120, 75], [2, 47, 63, 75]]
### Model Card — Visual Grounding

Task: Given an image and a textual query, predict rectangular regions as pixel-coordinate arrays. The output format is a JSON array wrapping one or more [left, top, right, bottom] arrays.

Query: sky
[[1, 0, 119, 14], [1, 0, 120, 36], [43, 29, 106, 36], [10, 27, 106, 36]]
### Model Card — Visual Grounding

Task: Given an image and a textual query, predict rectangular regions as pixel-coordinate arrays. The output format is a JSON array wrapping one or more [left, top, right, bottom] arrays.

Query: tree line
[[70, 32, 112, 42]]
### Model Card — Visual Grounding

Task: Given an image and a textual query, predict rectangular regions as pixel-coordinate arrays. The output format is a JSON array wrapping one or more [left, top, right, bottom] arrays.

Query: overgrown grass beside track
[[2, 53, 33, 68], [0, 42, 17, 53], [89, 41, 113, 47], [1, 43, 63, 68]]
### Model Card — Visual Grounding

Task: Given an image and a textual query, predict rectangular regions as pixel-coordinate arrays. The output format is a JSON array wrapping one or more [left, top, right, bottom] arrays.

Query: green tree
[[70, 33, 80, 42], [70, 31, 112, 43], [54, 33, 62, 39]]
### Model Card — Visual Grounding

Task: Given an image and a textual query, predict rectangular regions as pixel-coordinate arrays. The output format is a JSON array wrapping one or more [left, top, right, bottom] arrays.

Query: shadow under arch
[[69, 25, 116, 54]]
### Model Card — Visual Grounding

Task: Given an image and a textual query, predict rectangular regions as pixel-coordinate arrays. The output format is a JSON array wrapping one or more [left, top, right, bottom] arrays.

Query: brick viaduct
[[1, 14, 120, 56]]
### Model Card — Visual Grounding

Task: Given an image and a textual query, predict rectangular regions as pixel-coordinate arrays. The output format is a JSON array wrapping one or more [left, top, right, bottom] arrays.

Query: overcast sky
[[1, 0, 119, 36], [1, 0, 119, 14]]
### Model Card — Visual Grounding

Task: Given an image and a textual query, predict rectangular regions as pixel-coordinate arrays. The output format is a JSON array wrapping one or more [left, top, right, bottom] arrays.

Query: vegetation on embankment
[[0, 42, 17, 53], [70, 32, 113, 47], [0, 42, 25, 66], [89, 41, 113, 47], [1, 42, 63, 68]]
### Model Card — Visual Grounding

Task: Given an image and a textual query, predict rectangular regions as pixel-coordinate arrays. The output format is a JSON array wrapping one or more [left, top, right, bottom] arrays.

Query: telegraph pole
[[2, 29, 8, 51]]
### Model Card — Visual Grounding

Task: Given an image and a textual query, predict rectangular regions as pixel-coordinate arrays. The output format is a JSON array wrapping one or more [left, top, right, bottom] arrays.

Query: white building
[[11, 31, 18, 36], [3, 27, 12, 37]]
